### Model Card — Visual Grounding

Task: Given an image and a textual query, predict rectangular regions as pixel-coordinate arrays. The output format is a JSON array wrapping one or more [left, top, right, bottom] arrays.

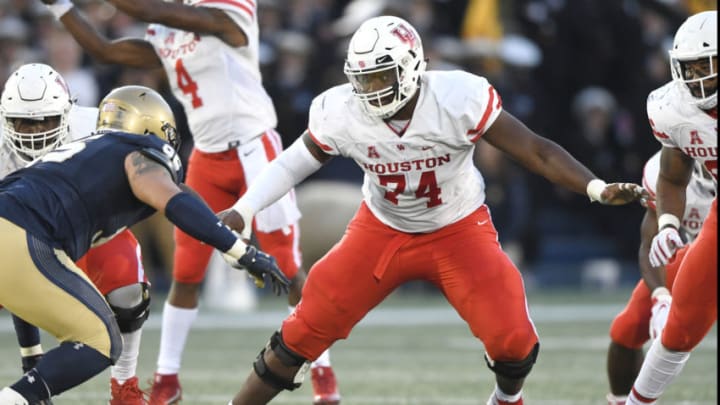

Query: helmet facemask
[[3, 114, 68, 162], [344, 16, 426, 119], [0, 63, 72, 163], [670, 54, 717, 109], [668, 10, 717, 109]]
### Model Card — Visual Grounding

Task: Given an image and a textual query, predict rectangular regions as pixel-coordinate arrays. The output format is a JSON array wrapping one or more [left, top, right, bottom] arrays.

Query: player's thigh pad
[[0, 219, 121, 360]]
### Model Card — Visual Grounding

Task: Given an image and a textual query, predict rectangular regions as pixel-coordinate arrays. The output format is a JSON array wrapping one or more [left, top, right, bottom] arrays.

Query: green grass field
[[0, 289, 715, 404]]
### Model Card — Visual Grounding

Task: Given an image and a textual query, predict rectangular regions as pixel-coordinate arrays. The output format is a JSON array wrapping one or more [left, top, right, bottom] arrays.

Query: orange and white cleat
[[147, 373, 182, 405], [311, 366, 341, 405], [110, 376, 147, 405]]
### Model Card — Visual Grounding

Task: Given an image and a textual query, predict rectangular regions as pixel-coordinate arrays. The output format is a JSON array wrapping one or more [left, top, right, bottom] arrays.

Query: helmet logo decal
[[391, 24, 417, 48], [101, 102, 118, 112], [54, 76, 69, 96]]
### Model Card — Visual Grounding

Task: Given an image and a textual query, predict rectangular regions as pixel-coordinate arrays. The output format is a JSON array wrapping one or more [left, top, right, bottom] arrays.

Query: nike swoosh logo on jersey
[[477, 220, 488, 226], [243, 148, 257, 157]]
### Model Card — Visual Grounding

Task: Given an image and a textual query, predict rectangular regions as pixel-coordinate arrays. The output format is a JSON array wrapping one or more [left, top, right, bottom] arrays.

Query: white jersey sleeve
[[642, 150, 716, 242], [647, 81, 718, 182], [306, 71, 502, 233]]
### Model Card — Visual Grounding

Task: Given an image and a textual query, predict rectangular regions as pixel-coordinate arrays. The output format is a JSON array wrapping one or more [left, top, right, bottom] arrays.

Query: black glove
[[235, 245, 290, 296]]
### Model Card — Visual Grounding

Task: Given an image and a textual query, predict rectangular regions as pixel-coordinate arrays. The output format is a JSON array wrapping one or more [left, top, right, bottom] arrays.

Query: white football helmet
[[669, 10, 717, 109], [344, 16, 427, 119], [0, 63, 72, 162]]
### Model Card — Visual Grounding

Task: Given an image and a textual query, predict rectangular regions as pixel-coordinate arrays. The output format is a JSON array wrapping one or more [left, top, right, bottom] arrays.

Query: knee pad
[[106, 283, 150, 333], [253, 330, 310, 391], [485, 342, 539, 379]]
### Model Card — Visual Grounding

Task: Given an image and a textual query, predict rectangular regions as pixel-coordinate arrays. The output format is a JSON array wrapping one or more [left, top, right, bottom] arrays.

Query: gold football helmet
[[96, 85, 179, 149]]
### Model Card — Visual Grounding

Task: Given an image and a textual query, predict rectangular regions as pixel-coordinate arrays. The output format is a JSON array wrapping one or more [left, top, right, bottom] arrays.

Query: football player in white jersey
[[626, 10, 717, 405], [606, 151, 715, 405], [216, 16, 647, 405], [39, 0, 340, 403], [0, 63, 151, 404]]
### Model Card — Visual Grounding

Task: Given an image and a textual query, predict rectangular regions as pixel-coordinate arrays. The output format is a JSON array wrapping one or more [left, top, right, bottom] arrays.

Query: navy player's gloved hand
[[233, 245, 290, 296]]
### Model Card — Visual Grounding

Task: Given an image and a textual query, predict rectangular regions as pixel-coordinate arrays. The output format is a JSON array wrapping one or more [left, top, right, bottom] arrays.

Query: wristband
[[46, 0, 73, 19], [586, 179, 607, 202], [231, 199, 255, 240], [658, 213, 680, 230], [224, 238, 248, 259], [20, 345, 44, 357], [651, 287, 671, 299]]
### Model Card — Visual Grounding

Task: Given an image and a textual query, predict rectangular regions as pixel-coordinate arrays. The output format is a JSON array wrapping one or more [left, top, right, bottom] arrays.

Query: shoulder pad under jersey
[[138, 145, 183, 183]]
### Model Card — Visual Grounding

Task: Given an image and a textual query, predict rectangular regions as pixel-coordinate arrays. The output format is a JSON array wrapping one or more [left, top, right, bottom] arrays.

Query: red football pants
[[173, 133, 301, 283], [282, 203, 538, 362], [609, 247, 686, 349], [662, 198, 717, 351], [75, 229, 147, 294]]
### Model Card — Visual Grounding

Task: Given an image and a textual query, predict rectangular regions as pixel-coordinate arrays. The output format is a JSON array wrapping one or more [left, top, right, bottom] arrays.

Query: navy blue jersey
[[0, 132, 183, 260]]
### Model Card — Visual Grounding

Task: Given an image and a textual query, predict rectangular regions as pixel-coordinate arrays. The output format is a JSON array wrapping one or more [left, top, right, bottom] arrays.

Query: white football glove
[[649, 287, 672, 340], [649, 227, 684, 267]]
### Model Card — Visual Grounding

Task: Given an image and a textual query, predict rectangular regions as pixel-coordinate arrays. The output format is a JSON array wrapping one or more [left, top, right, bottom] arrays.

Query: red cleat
[[311, 366, 341, 405], [147, 373, 182, 405], [110, 377, 147, 405]]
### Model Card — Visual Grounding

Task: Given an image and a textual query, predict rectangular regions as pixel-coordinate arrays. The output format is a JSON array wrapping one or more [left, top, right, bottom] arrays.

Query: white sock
[[111, 329, 143, 383], [156, 301, 199, 374], [607, 392, 628, 404], [487, 385, 522, 404], [628, 339, 689, 404]]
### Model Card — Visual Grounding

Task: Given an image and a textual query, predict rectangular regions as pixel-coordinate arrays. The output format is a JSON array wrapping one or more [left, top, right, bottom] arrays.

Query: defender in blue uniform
[[0, 85, 289, 404]]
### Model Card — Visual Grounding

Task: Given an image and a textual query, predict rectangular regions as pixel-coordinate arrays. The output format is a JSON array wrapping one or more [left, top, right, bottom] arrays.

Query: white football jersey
[[647, 81, 718, 183], [0, 105, 98, 178], [145, 0, 277, 153], [642, 151, 716, 241], [307, 70, 503, 233]]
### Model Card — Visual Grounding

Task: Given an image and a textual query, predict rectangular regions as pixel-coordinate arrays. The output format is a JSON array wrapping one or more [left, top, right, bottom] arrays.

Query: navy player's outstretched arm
[[124, 151, 289, 295]]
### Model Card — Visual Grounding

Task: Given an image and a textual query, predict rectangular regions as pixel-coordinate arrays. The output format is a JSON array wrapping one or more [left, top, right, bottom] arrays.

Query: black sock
[[11, 341, 112, 400]]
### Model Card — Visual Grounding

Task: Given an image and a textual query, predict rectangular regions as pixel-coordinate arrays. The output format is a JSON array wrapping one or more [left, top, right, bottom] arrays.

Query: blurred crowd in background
[[1, 0, 716, 293]]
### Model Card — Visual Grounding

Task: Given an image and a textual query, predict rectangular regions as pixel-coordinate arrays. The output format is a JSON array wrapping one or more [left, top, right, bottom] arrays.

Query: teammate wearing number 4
[[625, 10, 717, 405], [40, 0, 340, 403], [605, 151, 715, 405], [217, 16, 648, 405]]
